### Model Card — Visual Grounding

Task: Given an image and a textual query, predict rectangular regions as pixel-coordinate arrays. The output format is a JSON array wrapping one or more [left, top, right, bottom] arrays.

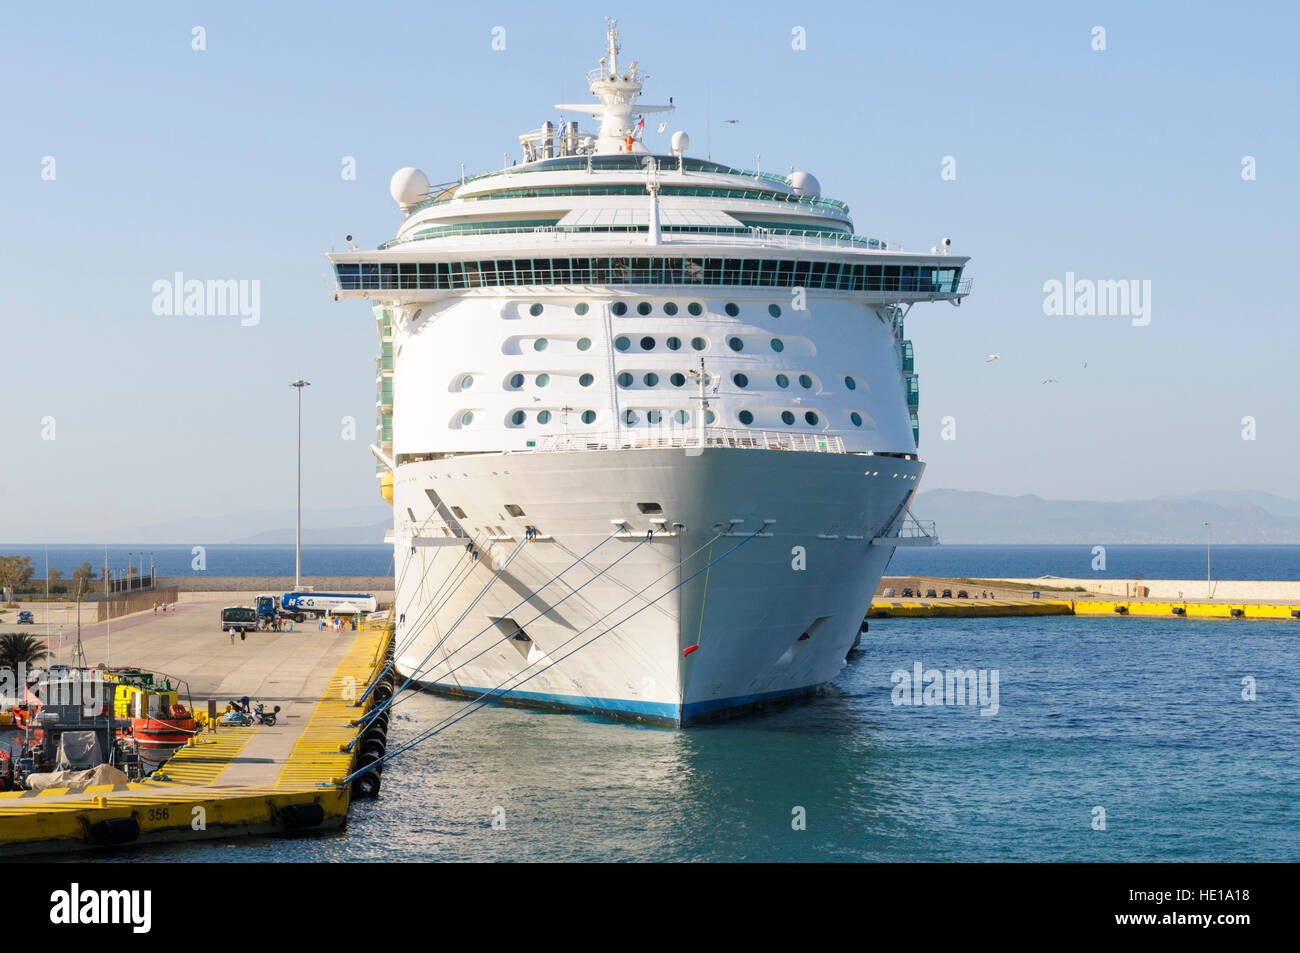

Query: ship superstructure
[[328, 22, 970, 725]]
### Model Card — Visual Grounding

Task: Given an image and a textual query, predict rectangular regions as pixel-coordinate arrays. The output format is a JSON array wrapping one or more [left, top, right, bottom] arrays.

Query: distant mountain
[[101, 505, 392, 544], [913, 490, 1300, 544], [231, 522, 390, 544], [1155, 491, 1300, 519]]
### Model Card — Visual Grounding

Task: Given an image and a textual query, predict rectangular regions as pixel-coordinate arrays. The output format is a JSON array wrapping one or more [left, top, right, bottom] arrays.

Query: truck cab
[[219, 606, 258, 633]]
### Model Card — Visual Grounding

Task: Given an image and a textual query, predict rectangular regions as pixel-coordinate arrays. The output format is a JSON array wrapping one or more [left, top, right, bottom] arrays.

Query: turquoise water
[[85, 616, 1299, 862]]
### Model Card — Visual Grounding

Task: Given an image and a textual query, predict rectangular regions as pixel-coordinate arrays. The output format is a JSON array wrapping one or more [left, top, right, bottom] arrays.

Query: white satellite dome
[[389, 167, 430, 211], [788, 170, 821, 197], [670, 130, 690, 154]]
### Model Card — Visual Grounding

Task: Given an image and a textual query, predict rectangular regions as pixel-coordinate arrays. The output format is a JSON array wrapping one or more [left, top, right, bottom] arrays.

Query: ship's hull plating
[[390, 446, 920, 726]]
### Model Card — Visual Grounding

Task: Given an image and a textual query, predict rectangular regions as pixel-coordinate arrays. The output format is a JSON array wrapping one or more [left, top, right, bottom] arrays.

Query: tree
[[0, 632, 48, 670], [0, 556, 35, 593], [71, 562, 97, 585], [46, 567, 64, 584]]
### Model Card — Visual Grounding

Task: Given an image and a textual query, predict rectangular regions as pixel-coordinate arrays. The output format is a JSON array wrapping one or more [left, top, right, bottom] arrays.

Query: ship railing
[[533, 428, 846, 454], [379, 225, 907, 253], [895, 517, 937, 539]]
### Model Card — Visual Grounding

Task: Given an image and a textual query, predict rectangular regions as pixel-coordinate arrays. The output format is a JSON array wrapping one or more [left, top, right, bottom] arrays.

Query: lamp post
[[1204, 521, 1212, 599], [291, 379, 312, 589]]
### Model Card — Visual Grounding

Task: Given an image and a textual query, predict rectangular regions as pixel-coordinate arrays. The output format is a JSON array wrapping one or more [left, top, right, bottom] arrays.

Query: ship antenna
[[606, 17, 620, 76]]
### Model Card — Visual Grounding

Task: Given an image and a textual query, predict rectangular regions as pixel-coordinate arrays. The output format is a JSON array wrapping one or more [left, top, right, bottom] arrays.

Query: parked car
[[17, 611, 34, 624], [941, 589, 952, 598], [956, 590, 970, 598], [882, 588, 895, 597], [925, 588, 937, 598], [901, 588, 914, 598]]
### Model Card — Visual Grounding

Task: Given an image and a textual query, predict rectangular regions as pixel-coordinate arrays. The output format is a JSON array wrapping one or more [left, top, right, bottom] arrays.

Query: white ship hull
[[390, 446, 921, 725]]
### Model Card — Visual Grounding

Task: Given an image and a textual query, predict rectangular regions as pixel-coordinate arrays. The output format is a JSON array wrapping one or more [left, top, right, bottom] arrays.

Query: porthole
[[691, 336, 707, 351], [799, 374, 813, 389], [461, 375, 474, 389], [535, 373, 550, 387], [538, 410, 552, 424], [577, 337, 592, 351], [575, 302, 589, 316], [534, 338, 548, 352], [724, 302, 740, 317], [640, 336, 655, 351], [644, 372, 659, 386], [624, 409, 639, 425], [705, 409, 717, 424], [664, 302, 678, 316], [637, 301, 652, 315], [529, 303, 543, 316], [511, 411, 526, 426], [733, 373, 749, 388], [805, 411, 819, 425], [738, 410, 754, 425], [688, 302, 703, 316], [728, 337, 744, 352], [581, 410, 596, 424], [768, 304, 782, 318], [850, 412, 863, 427], [618, 372, 633, 387], [666, 336, 682, 350], [674, 410, 689, 424], [775, 374, 789, 388], [781, 411, 795, 425], [509, 373, 524, 389], [615, 336, 631, 351], [770, 338, 784, 352], [579, 373, 595, 387], [461, 411, 474, 426], [612, 301, 628, 316], [647, 410, 662, 424], [844, 375, 857, 390], [670, 373, 686, 387]]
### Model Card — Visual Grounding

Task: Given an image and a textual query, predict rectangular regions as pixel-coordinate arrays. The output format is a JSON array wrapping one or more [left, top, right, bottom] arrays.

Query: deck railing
[[533, 428, 846, 454]]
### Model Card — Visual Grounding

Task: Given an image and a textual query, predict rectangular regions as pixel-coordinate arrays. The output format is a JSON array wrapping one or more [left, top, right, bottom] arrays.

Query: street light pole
[[1204, 521, 1211, 599], [291, 379, 312, 590]]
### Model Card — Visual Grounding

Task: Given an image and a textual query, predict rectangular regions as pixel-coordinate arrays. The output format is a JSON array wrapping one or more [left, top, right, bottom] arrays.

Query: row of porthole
[[479, 369, 857, 393], [530, 301, 784, 319], [508, 372, 597, 389], [614, 335, 708, 352], [467, 408, 865, 429], [465, 409, 598, 426], [524, 337, 590, 353], [737, 410, 824, 426], [617, 371, 712, 388]]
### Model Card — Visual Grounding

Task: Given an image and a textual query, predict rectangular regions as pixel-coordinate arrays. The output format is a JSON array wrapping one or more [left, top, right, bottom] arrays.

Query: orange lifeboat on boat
[[130, 704, 197, 764]]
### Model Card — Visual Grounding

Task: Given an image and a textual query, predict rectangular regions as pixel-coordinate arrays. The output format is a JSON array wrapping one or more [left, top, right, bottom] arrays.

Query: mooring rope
[[343, 527, 757, 782]]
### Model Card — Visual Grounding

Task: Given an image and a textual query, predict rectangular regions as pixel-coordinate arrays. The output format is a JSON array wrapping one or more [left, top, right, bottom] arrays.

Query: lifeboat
[[130, 704, 197, 766]]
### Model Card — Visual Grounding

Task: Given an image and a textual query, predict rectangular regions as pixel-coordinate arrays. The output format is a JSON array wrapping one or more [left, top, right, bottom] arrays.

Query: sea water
[[75, 615, 1299, 862]]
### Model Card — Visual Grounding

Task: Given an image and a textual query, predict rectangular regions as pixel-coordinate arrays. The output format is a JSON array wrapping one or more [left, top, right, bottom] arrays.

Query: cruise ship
[[326, 23, 971, 726]]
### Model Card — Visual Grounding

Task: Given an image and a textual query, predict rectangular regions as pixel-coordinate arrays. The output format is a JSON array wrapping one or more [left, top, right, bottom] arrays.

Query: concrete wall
[[987, 578, 1300, 601], [159, 576, 393, 594]]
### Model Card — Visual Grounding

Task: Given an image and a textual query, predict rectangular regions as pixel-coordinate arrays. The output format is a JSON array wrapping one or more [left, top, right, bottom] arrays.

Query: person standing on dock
[[229, 625, 237, 644]]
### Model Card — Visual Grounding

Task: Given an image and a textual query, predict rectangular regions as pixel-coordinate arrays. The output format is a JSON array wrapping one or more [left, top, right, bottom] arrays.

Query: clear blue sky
[[1, 0, 1296, 541]]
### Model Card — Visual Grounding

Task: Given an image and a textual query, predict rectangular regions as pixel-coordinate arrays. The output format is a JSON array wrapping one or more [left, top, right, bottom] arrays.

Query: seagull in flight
[[985, 353, 1001, 363], [1041, 378, 1059, 385], [723, 119, 740, 124]]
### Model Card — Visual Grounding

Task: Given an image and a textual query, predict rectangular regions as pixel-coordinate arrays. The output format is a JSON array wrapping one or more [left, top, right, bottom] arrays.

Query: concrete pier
[[0, 596, 390, 856]]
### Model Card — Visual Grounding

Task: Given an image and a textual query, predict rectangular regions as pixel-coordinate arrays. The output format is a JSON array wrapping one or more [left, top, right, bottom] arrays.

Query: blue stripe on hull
[[414, 678, 826, 728]]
